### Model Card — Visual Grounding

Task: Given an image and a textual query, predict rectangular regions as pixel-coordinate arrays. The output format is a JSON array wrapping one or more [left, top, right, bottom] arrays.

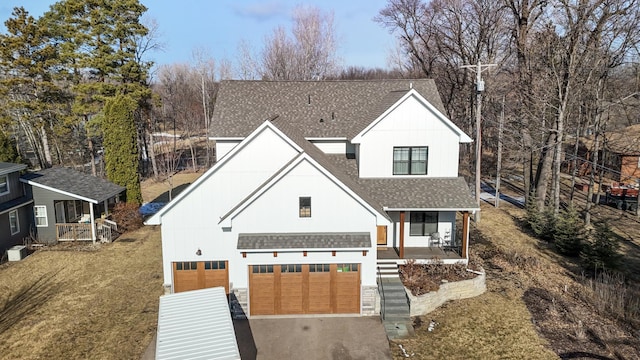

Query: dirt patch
[[141, 171, 203, 203]]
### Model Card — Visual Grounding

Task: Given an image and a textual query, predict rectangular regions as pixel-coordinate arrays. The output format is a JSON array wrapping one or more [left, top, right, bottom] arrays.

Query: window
[[309, 264, 330, 272], [9, 210, 19, 235], [175, 262, 198, 271], [281, 264, 302, 273], [0, 175, 8, 194], [299, 197, 311, 217], [252, 265, 274, 273], [393, 147, 428, 175], [34, 206, 48, 227], [337, 264, 358, 272], [204, 261, 226, 270], [409, 211, 438, 236]]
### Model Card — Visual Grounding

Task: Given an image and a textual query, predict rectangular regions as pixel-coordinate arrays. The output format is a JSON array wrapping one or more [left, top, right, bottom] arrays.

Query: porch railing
[[56, 220, 118, 243]]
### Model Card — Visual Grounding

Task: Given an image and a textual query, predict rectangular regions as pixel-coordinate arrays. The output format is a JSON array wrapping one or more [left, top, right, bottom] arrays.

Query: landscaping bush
[[111, 202, 143, 232], [581, 221, 621, 272], [553, 206, 584, 256]]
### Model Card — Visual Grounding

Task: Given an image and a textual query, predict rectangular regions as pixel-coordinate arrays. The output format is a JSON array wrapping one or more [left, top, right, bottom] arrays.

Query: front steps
[[377, 261, 414, 339]]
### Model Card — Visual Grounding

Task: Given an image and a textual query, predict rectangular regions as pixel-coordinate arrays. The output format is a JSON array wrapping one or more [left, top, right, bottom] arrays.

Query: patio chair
[[430, 232, 441, 247]]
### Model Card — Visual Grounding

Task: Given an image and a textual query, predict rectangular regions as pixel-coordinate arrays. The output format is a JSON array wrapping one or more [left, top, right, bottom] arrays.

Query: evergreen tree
[[581, 221, 621, 271], [102, 94, 142, 204], [553, 206, 584, 256], [526, 191, 554, 240], [0, 130, 22, 163]]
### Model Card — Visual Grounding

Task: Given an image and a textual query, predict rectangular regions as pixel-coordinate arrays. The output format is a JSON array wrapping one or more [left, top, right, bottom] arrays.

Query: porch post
[[399, 211, 405, 258], [461, 211, 469, 259], [104, 200, 109, 216], [90, 203, 97, 244]]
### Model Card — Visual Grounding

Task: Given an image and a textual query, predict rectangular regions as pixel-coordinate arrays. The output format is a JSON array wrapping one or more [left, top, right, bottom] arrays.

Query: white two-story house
[[146, 80, 479, 317]]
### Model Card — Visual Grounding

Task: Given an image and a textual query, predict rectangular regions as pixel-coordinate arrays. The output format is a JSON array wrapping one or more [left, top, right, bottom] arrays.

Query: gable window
[[34, 206, 48, 227], [9, 210, 19, 235], [0, 175, 8, 195], [299, 197, 311, 217], [393, 147, 428, 175], [409, 211, 438, 236]]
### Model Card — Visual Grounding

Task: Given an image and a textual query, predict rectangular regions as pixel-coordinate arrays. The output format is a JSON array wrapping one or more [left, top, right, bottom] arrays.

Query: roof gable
[[145, 120, 303, 225], [351, 89, 472, 143], [211, 79, 446, 139], [0, 162, 26, 176]]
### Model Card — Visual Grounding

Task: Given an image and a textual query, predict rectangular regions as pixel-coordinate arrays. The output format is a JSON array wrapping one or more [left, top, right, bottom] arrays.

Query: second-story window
[[0, 175, 8, 194], [393, 147, 428, 175], [299, 197, 311, 217]]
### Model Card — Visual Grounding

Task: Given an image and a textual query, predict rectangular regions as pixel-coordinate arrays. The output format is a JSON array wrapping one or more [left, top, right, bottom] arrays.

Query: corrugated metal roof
[[156, 287, 240, 360]]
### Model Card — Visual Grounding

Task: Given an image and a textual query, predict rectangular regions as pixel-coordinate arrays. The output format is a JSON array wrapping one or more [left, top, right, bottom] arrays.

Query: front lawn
[[0, 226, 163, 359]]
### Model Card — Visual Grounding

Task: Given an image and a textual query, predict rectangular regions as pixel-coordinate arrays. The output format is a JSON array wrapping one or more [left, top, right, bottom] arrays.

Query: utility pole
[[461, 61, 496, 222], [495, 95, 505, 208]]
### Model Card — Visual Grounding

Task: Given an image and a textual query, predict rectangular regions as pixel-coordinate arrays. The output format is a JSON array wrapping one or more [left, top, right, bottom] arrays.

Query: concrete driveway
[[234, 317, 392, 360]]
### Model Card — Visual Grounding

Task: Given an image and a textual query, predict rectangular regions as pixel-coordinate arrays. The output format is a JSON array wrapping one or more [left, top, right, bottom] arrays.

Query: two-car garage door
[[249, 263, 360, 315]]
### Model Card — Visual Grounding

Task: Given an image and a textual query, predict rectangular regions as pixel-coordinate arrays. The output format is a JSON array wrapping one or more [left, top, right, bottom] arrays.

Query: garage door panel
[[308, 272, 331, 313], [280, 272, 304, 314], [173, 262, 200, 293], [173, 261, 229, 294], [250, 272, 276, 315], [203, 261, 229, 293], [335, 264, 360, 314]]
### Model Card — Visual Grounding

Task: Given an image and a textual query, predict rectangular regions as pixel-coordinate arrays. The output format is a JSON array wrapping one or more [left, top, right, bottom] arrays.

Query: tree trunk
[[534, 132, 556, 210]]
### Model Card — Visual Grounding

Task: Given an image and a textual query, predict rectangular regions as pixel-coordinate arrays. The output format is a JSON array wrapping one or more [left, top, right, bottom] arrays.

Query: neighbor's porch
[[52, 198, 119, 243]]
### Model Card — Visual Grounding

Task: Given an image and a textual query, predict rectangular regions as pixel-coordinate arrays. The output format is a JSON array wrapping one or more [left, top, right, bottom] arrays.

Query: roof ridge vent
[[409, 82, 413, 89]]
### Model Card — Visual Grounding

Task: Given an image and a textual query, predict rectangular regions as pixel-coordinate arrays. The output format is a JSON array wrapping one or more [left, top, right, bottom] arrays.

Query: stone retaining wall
[[406, 271, 486, 316], [361, 286, 378, 316]]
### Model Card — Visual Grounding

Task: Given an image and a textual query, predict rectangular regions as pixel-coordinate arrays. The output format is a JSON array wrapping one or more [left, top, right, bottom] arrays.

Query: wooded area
[[0, 0, 639, 215]]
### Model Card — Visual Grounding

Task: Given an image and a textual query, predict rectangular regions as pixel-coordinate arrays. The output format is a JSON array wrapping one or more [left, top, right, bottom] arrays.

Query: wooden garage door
[[173, 261, 229, 294], [249, 263, 359, 315]]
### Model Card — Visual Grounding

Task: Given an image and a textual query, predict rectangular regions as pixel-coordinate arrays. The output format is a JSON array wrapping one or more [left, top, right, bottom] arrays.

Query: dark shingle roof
[[211, 80, 445, 139], [328, 155, 479, 210], [0, 162, 26, 176], [237, 232, 371, 250], [21, 167, 125, 203]]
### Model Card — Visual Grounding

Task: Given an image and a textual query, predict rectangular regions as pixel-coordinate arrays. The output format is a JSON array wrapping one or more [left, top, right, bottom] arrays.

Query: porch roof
[[21, 167, 125, 204], [237, 232, 371, 250], [327, 155, 479, 211]]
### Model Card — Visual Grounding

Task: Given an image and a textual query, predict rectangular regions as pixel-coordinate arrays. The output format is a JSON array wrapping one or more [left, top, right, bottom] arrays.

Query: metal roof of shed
[[155, 287, 240, 360]]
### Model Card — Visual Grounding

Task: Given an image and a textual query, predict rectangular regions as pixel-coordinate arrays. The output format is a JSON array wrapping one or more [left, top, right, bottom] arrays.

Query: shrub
[[111, 202, 143, 232], [581, 221, 621, 272], [553, 206, 584, 256], [526, 193, 554, 240]]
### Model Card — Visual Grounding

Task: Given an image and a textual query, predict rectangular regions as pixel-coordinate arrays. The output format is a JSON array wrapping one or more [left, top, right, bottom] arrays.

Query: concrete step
[[382, 296, 409, 305], [383, 320, 415, 340], [382, 305, 410, 316]]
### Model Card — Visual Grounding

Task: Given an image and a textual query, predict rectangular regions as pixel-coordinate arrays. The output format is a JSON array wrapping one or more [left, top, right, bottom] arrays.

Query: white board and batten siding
[[214, 139, 242, 160], [388, 211, 457, 248], [226, 158, 383, 288], [159, 125, 299, 285], [155, 287, 240, 360], [356, 94, 462, 178]]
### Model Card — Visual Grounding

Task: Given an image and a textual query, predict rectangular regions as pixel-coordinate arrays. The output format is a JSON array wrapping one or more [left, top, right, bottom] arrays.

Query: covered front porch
[[377, 210, 472, 264]]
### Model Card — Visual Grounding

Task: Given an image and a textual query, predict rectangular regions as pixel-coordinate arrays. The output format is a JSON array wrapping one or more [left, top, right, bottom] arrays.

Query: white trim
[[0, 199, 33, 215], [21, 180, 98, 204], [351, 89, 473, 144], [219, 153, 387, 227], [34, 205, 48, 227], [9, 209, 20, 235], [0, 174, 9, 196], [240, 247, 371, 253], [146, 121, 304, 225]]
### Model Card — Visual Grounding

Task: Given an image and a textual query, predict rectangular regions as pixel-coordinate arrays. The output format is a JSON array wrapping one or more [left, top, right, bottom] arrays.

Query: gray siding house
[[21, 167, 125, 244], [0, 162, 33, 257]]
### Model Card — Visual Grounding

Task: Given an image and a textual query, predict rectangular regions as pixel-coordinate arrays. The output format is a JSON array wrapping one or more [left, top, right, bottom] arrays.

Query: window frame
[[0, 174, 8, 195], [34, 205, 48, 227], [299, 196, 311, 218], [393, 146, 428, 175], [9, 209, 19, 235], [409, 211, 438, 236]]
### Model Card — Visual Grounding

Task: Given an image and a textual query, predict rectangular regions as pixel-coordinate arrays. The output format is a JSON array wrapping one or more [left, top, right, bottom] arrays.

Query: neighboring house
[[21, 167, 125, 244], [0, 162, 33, 257], [577, 124, 640, 183], [146, 80, 479, 317]]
